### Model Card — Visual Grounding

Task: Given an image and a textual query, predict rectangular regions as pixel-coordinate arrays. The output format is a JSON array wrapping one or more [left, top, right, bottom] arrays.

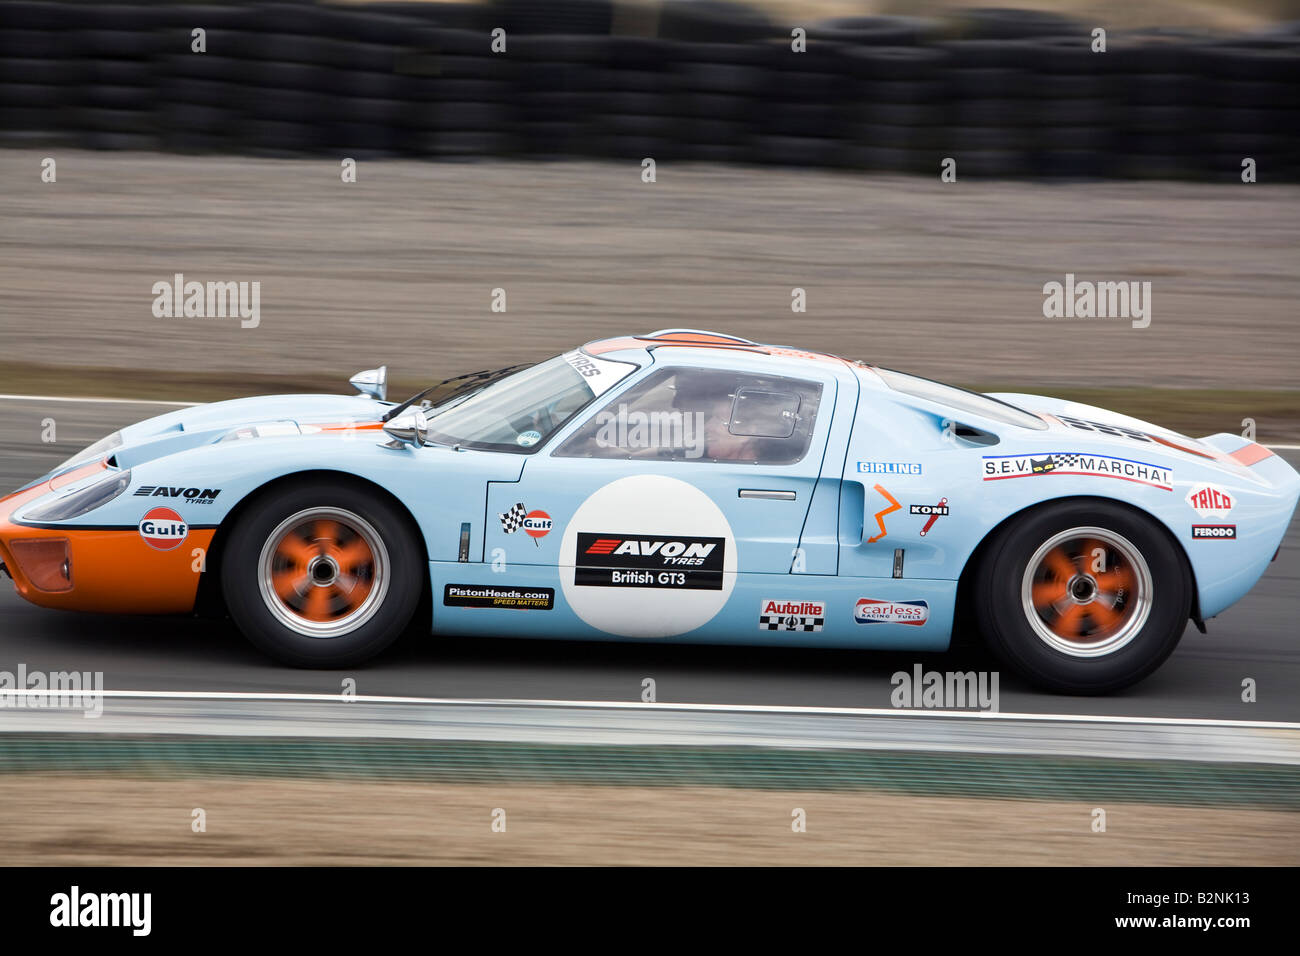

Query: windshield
[[425, 350, 638, 452], [870, 367, 1048, 430]]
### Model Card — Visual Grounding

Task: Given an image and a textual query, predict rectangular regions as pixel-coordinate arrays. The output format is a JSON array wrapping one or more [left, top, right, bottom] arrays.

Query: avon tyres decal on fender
[[561, 475, 736, 638]]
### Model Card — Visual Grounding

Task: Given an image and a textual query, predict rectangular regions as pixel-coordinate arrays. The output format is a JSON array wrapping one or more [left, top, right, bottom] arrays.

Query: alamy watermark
[[0, 664, 104, 717], [593, 403, 707, 459], [1042, 273, 1151, 329], [151, 273, 260, 328], [891, 664, 999, 712]]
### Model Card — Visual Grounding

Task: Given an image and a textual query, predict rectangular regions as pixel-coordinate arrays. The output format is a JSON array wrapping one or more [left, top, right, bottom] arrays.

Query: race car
[[1, 329, 1295, 693]]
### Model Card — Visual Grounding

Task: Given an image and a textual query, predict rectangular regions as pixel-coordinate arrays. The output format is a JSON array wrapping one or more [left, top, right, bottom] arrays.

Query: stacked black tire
[[0, 0, 1296, 180]]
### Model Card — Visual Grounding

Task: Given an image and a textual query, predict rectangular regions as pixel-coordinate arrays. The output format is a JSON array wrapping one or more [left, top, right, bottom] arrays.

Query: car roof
[[583, 329, 861, 371]]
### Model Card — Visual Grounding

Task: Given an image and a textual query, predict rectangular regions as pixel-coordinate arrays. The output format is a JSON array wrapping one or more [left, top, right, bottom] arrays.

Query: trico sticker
[[1185, 483, 1234, 519]]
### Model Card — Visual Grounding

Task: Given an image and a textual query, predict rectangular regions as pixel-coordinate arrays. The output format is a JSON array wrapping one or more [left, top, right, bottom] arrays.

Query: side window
[[555, 367, 823, 465]]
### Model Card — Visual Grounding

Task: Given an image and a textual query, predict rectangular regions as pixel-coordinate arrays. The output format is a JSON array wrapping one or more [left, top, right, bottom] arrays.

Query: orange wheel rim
[[1021, 527, 1152, 658], [258, 507, 389, 638]]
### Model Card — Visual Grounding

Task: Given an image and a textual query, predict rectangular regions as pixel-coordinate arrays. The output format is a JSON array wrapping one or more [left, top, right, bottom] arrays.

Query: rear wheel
[[222, 480, 423, 667], [974, 500, 1190, 694]]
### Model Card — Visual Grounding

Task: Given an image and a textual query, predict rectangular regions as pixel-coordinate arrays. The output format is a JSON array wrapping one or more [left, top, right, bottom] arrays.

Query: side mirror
[[381, 406, 428, 449], [350, 366, 387, 401]]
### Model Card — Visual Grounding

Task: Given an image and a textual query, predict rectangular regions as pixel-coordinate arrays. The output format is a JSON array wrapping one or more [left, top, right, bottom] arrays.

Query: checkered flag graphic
[[498, 502, 527, 534], [759, 614, 824, 632], [1052, 454, 1083, 469]]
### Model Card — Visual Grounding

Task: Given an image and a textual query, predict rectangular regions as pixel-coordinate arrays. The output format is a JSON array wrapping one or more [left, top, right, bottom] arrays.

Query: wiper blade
[[381, 364, 533, 423]]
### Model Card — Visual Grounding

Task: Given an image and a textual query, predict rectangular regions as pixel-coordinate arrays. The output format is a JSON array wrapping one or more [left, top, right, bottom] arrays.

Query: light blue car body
[[15, 336, 1299, 649]]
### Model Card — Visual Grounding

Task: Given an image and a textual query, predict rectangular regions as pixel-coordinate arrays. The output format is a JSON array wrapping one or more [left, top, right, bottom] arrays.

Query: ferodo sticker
[[1191, 524, 1236, 540], [138, 507, 188, 551], [560, 475, 736, 638]]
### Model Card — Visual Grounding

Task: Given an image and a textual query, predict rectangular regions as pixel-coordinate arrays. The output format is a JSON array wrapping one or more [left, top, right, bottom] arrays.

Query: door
[[485, 363, 837, 638]]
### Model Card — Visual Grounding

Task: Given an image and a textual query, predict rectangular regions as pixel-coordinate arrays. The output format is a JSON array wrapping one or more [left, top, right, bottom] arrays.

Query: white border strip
[[6, 690, 1298, 731]]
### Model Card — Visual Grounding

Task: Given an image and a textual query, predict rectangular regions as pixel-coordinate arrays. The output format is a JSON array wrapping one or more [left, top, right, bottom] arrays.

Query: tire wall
[[0, 1, 1296, 179]]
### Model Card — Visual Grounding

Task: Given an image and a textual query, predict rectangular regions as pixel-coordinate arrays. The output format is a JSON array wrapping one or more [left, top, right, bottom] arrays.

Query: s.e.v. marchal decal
[[981, 453, 1173, 491]]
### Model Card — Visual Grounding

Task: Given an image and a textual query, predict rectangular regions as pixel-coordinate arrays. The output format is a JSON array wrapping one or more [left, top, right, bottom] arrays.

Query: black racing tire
[[974, 499, 1191, 694], [221, 479, 424, 667]]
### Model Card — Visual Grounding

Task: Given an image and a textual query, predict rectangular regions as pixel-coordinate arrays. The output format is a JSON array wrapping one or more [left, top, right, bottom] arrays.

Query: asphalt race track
[[1, 397, 1296, 721]]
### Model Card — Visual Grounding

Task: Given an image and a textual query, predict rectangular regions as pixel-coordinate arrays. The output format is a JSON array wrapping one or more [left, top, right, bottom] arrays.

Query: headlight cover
[[20, 469, 132, 522], [55, 431, 123, 471]]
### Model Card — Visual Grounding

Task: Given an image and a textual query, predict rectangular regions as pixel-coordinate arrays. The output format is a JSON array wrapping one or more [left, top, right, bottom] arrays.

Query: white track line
[[6, 689, 1298, 730]]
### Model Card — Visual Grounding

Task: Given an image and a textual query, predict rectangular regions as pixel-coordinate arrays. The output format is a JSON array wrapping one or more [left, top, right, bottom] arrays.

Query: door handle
[[738, 489, 796, 500]]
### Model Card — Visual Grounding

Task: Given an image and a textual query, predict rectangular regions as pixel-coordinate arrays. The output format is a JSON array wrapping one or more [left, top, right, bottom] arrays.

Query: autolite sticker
[[981, 453, 1173, 490], [759, 599, 825, 632], [576, 532, 725, 590], [1185, 483, 1234, 519], [138, 507, 188, 551], [854, 599, 929, 626]]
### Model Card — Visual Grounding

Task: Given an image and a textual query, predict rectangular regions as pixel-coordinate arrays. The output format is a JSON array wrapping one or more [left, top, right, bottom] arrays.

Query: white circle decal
[[560, 475, 736, 638]]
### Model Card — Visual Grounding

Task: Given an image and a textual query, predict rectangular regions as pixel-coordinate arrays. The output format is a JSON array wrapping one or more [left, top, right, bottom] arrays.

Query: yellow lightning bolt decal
[[867, 484, 901, 543]]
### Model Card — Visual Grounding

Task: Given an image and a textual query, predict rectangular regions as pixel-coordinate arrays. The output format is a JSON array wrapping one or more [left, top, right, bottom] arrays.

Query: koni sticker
[[910, 499, 949, 536], [981, 453, 1173, 490]]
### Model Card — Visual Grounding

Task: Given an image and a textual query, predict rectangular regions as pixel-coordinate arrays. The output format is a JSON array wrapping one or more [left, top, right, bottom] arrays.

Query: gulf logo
[[138, 507, 188, 551], [523, 510, 552, 541]]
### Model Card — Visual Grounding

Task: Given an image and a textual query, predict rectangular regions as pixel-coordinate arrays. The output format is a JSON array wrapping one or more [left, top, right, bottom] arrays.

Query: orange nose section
[[0, 462, 214, 614]]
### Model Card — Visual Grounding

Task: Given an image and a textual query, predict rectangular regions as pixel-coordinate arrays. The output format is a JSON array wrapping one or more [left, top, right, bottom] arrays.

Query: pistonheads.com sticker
[[443, 584, 555, 610]]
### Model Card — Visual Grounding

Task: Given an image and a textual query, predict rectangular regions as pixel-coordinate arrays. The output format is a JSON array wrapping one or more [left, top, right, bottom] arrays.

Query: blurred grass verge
[[4, 361, 1296, 442], [2, 735, 1297, 809]]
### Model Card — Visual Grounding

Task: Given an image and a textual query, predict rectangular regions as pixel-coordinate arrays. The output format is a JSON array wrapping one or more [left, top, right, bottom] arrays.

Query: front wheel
[[221, 480, 423, 667], [973, 500, 1191, 694]]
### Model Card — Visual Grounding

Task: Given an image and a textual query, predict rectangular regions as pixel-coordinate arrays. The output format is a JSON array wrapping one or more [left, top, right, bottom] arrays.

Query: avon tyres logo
[[759, 598, 825, 632], [854, 599, 930, 626], [1192, 524, 1236, 540], [138, 508, 187, 551], [133, 485, 220, 504], [981, 453, 1173, 490], [576, 532, 725, 590], [1186, 483, 1234, 519]]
